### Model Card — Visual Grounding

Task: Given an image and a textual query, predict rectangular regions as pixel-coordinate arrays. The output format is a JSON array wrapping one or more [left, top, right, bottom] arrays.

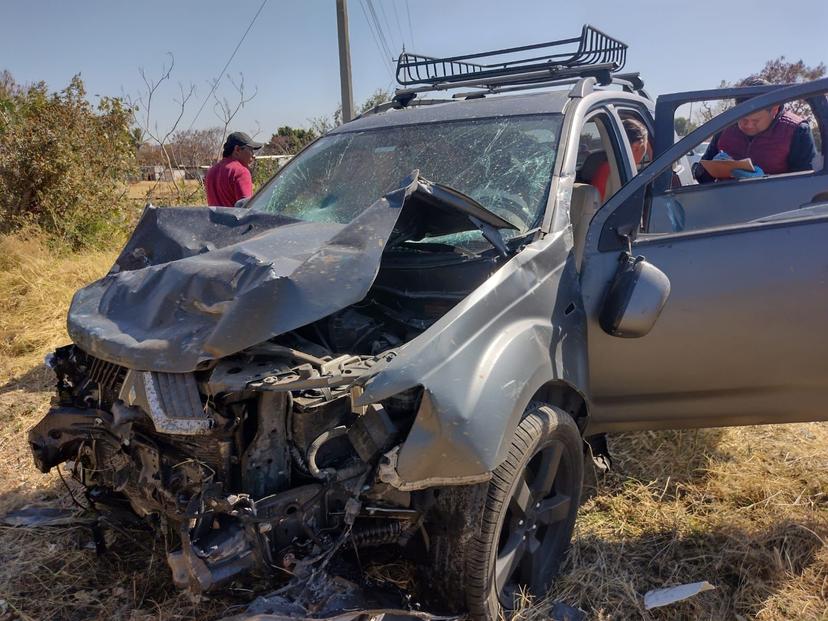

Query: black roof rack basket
[[396, 25, 627, 89]]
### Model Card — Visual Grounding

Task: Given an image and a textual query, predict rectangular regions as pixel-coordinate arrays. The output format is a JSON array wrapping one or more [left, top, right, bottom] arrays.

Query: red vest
[[717, 110, 803, 175]]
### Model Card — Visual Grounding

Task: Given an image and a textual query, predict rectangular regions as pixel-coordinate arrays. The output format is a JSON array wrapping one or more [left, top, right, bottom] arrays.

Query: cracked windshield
[[249, 115, 562, 243]]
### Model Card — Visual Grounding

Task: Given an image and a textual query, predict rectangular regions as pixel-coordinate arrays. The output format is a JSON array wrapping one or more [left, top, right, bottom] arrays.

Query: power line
[[404, 0, 416, 50], [391, 1, 405, 49], [357, 0, 383, 60], [186, 0, 268, 131], [376, 0, 399, 52], [358, 0, 395, 80], [365, 0, 394, 62], [358, 0, 391, 78]]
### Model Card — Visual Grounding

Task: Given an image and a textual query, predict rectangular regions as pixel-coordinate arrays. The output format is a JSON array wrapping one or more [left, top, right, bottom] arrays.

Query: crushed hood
[[67, 172, 514, 373], [68, 176, 415, 372]]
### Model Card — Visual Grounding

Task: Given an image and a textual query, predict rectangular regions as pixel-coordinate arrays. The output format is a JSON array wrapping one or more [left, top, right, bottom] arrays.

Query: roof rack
[[395, 25, 627, 94], [354, 97, 457, 120], [447, 72, 648, 101]]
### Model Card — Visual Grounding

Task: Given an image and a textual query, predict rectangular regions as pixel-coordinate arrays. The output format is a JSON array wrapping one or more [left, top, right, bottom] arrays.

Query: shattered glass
[[249, 115, 563, 248]]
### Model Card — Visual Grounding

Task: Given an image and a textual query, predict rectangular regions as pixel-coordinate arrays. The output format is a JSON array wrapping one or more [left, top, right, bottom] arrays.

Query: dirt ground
[[1, 235, 826, 620]]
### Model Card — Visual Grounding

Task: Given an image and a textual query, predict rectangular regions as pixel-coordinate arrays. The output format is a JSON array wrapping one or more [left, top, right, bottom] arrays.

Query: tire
[[426, 403, 583, 620]]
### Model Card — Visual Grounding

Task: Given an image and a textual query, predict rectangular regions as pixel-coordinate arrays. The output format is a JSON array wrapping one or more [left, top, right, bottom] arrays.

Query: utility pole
[[336, 0, 354, 123]]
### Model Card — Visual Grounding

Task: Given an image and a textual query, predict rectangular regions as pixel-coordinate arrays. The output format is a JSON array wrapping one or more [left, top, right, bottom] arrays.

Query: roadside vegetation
[[0, 65, 826, 620], [0, 73, 135, 249]]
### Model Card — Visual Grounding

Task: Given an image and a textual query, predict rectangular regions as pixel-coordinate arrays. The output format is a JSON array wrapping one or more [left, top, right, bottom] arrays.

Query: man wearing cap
[[692, 77, 816, 183], [205, 131, 263, 206]]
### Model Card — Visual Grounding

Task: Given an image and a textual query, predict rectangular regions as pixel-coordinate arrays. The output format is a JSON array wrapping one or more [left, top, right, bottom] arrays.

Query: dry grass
[[0, 234, 116, 382], [0, 235, 243, 620], [126, 181, 204, 202], [536, 426, 828, 621], [1, 236, 826, 620]]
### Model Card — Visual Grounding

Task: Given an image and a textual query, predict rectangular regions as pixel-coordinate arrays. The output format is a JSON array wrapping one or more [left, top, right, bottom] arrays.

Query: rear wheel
[[429, 404, 583, 620]]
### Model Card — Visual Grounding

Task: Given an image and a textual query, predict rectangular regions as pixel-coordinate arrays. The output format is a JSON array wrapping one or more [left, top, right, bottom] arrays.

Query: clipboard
[[700, 158, 755, 179]]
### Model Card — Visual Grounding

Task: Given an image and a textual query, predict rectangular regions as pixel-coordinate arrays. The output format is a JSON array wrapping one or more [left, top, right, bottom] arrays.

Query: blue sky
[[2, 0, 826, 138]]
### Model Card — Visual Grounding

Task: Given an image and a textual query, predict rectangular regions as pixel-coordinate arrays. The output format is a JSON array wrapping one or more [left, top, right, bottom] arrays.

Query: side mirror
[[234, 197, 250, 208], [599, 253, 670, 338]]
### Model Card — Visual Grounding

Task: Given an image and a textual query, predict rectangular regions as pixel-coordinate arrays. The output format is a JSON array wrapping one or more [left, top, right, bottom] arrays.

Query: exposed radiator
[[88, 356, 127, 392]]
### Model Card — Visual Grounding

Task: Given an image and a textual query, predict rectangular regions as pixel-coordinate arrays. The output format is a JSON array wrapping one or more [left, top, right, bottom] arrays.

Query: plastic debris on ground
[[0, 505, 92, 528], [547, 601, 587, 621], [217, 568, 459, 621], [643, 581, 716, 610]]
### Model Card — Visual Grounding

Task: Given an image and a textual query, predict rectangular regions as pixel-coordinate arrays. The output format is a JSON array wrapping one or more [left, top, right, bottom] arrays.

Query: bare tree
[[128, 57, 260, 203], [695, 80, 732, 125], [695, 57, 826, 125], [128, 54, 196, 199], [309, 89, 391, 136], [169, 127, 224, 167], [211, 73, 258, 161]]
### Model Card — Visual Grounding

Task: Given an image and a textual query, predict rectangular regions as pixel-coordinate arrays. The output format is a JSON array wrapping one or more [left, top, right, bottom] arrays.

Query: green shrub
[[252, 158, 283, 190], [0, 74, 135, 248]]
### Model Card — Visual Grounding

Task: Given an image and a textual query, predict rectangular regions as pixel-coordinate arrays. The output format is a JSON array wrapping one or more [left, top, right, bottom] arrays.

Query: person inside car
[[590, 117, 651, 200], [692, 77, 816, 183]]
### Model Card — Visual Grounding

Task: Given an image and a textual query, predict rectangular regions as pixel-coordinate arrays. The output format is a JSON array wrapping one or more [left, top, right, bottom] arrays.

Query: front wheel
[[428, 404, 584, 620]]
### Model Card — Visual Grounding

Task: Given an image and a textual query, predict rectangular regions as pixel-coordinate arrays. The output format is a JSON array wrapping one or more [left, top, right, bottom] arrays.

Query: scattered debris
[[0, 505, 91, 528], [547, 602, 587, 621], [643, 581, 716, 610], [217, 569, 458, 621]]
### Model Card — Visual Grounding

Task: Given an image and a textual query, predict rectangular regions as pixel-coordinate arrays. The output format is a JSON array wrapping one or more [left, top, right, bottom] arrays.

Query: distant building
[[183, 166, 206, 180], [161, 168, 186, 182], [255, 154, 294, 166], [140, 165, 164, 181]]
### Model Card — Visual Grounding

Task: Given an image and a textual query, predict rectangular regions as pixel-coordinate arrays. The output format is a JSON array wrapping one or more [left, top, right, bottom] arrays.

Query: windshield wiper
[[467, 215, 510, 258], [400, 175, 518, 258]]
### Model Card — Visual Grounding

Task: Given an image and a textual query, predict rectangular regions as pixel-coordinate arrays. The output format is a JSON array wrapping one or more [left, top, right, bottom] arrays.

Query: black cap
[[225, 131, 263, 151]]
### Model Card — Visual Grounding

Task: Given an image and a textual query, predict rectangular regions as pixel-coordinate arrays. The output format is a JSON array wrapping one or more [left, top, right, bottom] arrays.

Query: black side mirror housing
[[599, 253, 670, 338]]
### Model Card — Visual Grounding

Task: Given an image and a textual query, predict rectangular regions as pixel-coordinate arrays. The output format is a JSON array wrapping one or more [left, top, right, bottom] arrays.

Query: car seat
[[576, 151, 621, 201], [569, 183, 602, 271], [577, 151, 608, 185]]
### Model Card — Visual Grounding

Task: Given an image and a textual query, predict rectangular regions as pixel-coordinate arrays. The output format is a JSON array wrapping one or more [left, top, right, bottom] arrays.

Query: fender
[[358, 229, 590, 486]]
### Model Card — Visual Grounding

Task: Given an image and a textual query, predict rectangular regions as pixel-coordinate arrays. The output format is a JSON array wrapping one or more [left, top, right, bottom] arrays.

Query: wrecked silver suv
[[29, 27, 828, 620]]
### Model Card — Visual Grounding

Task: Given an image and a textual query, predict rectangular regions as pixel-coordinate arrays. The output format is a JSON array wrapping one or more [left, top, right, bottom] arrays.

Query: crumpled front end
[[29, 169, 589, 602], [30, 343, 423, 593]]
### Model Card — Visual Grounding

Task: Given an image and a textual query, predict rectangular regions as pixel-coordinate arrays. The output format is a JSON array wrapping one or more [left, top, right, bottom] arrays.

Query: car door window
[[617, 107, 655, 174], [574, 113, 624, 203], [644, 95, 826, 235]]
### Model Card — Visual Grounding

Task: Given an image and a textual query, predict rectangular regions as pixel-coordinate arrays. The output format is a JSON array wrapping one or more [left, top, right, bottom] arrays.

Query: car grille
[[87, 355, 127, 392]]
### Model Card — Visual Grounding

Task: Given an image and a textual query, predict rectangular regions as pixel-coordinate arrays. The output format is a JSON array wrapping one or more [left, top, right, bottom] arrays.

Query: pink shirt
[[204, 158, 253, 207]]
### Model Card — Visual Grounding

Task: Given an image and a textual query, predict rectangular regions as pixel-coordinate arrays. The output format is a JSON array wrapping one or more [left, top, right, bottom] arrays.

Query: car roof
[[330, 89, 574, 133]]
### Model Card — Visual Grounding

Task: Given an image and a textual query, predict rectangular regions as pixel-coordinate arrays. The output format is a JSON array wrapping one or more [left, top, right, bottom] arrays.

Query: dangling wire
[[57, 466, 91, 512]]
